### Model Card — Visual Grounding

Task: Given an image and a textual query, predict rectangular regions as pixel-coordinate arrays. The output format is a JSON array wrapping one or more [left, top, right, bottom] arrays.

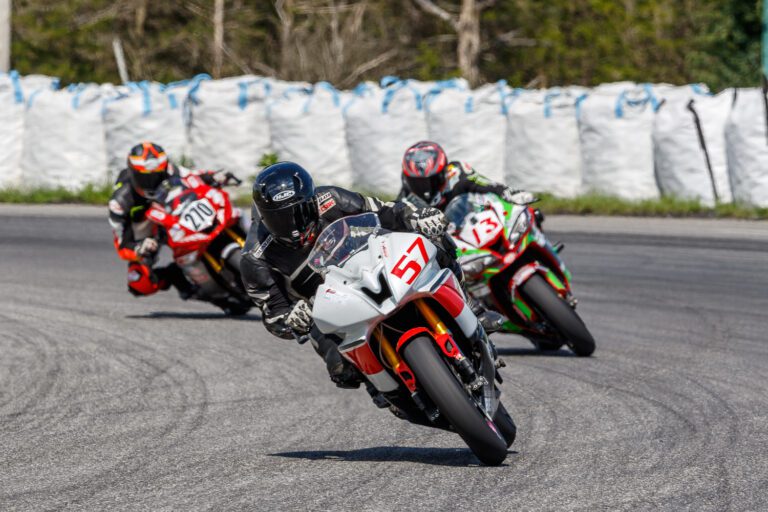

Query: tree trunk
[[457, 0, 481, 86], [213, 0, 224, 78], [275, 0, 295, 77]]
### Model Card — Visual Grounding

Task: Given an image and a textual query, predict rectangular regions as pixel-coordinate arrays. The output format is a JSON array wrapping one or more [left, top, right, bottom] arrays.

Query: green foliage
[[258, 152, 280, 168], [0, 184, 112, 204], [8, 0, 764, 89]]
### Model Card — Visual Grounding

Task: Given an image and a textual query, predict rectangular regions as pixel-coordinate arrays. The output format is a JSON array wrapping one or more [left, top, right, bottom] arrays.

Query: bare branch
[[339, 48, 399, 88], [411, 0, 458, 30], [476, 0, 496, 10]]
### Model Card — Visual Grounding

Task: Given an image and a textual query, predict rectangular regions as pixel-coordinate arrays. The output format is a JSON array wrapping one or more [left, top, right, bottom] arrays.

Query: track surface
[[1, 207, 767, 511]]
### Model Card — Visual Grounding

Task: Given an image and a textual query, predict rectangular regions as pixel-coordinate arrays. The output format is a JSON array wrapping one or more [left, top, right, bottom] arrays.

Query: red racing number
[[472, 216, 500, 245], [391, 237, 428, 285]]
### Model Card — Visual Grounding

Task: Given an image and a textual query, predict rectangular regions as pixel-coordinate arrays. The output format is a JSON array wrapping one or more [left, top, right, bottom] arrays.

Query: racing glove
[[200, 170, 229, 187], [502, 189, 537, 205], [136, 237, 159, 257], [408, 207, 448, 238], [286, 300, 313, 335]]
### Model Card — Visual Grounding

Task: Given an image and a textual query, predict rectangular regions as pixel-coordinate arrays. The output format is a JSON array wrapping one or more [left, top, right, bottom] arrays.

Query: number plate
[[178, 198, 216, 232], [459, 210, 502, 248]]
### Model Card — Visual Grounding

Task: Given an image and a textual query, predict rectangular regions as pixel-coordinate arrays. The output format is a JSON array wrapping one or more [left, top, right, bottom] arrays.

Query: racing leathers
[[107, 165, 221, 297], [240, 186, 457, 387], [398, 161, 519, 211]]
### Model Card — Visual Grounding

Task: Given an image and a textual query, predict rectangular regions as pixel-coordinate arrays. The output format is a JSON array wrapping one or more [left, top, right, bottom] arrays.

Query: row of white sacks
[[1, 71, 767, 206]]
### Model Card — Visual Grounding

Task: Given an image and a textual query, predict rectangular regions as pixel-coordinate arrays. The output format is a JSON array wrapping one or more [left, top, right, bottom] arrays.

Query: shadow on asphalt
[[495, 347, 574, 357], [272, 446, 517, 467], [125, 311, 262, 321]]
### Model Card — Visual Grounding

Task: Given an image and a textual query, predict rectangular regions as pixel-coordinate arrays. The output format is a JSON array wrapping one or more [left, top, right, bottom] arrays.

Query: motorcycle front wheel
[[402, 336, 508, 466], [520, 274, 595, 357]]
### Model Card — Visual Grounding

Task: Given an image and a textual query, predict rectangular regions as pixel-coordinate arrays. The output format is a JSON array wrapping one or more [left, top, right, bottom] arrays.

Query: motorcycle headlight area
[[460, 254, 497, 275], [509, 209, 531, 244]]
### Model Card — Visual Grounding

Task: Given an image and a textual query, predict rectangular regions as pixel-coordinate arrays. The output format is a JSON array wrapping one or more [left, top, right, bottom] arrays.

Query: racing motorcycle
[[145, 172, 252, 315], [444, 192, 595, 356], [308, 213, 516, 465]]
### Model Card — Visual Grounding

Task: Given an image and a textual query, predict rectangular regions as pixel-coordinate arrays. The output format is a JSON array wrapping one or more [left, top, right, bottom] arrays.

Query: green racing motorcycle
[[444, 192, 595, 357]]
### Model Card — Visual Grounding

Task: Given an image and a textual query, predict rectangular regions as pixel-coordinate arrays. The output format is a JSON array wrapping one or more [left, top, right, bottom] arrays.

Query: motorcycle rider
[[397, 140, 531, 210], [241, 161, 461, 389], [108, 141, 226, 298]]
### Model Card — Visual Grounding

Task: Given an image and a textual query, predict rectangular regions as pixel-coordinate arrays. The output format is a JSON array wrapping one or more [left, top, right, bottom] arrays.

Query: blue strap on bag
[[302, 81, 340, 114], [381, 79, 422, 114], [238, 78, 273, 110]]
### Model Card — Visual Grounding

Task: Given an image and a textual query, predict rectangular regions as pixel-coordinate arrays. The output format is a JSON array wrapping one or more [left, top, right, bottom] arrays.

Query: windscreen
[[308, 213, 382, 273], [444, 193, 499, 227]]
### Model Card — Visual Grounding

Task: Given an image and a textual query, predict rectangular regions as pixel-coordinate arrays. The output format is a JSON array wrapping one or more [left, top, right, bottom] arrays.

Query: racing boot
[[310, 327, 363, 389], [466, 294, 505, 334]]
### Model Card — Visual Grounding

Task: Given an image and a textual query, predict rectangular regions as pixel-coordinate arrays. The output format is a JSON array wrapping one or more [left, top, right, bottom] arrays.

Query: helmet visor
[[259, 199, 318, 247], [405, 173, 446, 202], [131, 170, 168, 199]]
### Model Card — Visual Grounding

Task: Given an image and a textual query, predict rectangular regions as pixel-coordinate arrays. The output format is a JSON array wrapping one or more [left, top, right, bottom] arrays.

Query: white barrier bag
[[188, 76, 272, 179], [20, 74, 60, 92], [426, 82, 508, 184], [344, 82, 428, 195], [0, 71, 25, 188], [269, 83, 353, 187], [653, 90, 732, 206], [725, 88, 768, 207], [505, 89, 583, 197], [578, 87, 660, 200], [103, 81, 188, 179], [21, 84, 109, 190]]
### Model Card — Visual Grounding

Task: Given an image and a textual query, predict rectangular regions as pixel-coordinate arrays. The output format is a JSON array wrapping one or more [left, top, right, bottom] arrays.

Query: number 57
[[391, 238, 428, 285]]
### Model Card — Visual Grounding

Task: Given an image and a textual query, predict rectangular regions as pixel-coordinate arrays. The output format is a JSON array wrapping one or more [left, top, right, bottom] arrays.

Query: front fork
[[376, 299, 496, 420]]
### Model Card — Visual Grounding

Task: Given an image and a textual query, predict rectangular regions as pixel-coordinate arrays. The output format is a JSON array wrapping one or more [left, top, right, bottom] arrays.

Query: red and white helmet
[[401, 141, 448, 202]]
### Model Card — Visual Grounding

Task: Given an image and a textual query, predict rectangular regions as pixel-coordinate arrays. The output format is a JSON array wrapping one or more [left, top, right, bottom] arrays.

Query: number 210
[[391, 238, 428, 285]]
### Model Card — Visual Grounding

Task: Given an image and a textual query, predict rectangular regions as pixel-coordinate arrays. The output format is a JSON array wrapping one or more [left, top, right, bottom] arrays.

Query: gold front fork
[[414, 299, 449, 335], [374, 298, 448, 370]]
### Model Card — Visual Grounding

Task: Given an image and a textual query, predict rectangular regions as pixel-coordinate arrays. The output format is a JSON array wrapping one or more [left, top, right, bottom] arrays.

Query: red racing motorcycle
[[145, 172, 252, 315]]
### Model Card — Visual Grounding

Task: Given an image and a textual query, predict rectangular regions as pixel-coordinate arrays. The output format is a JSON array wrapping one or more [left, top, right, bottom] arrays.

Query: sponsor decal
[[272, 189, 295, 201], [318, 196, 336, 214], [108, 199, 124, 215], [252, 234, 273, 259], [317, 191, 332, 203], [127, 270, 141, 282]]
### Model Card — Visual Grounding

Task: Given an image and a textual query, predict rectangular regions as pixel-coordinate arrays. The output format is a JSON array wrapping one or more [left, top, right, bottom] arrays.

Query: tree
[[411, 0, 495, 85]]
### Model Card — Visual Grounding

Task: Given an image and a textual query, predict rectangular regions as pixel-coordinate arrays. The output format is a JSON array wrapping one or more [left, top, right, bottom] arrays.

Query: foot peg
[[553, 241, 565, 253]]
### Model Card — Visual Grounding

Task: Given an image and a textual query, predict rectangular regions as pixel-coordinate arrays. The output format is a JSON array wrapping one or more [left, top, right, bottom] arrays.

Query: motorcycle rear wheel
[[520, 274, 595, 357], [402, 336, 508, 466]]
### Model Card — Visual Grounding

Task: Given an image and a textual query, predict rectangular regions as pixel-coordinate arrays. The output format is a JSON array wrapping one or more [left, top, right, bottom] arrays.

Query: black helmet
[[252, 162, 318, 248], [401, 141, 449, 203], [127, 142, 170, 199]]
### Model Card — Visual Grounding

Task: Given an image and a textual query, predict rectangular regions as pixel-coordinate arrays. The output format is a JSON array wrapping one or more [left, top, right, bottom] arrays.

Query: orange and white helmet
[[127, 142, 170, 199]]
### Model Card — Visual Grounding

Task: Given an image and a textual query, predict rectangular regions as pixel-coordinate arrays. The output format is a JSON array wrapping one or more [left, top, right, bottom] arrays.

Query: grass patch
[[3, 185, 767, 220], [536, 193, 768, 220], [0, 184, 113, 205]]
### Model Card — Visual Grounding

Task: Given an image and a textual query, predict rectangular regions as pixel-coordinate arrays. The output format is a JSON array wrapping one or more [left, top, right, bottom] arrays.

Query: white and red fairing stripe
[[340, 342, 399, 392], [433, 273, 479, 338]]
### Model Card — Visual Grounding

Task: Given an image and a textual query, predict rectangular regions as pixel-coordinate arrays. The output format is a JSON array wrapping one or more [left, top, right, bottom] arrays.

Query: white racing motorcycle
[[308, 213, 516, 465]]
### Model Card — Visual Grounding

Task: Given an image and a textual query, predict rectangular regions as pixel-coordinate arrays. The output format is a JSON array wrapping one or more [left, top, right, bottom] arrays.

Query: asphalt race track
[[1, 205, 767, 511]]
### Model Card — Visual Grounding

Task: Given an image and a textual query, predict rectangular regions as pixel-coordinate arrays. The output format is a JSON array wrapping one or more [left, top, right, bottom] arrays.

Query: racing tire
[[402, 336, 508, 466], [493, 402, 517, 447], [225, 248, 243, 276], [520, 274, 595, 357]]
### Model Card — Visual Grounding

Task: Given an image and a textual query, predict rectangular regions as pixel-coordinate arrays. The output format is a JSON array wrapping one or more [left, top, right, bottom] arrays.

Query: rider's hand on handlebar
[[502, 189, 538, 205], [136, 237, 159, 257], [286, 300, 313, 335], [408, 207, 448, 239]]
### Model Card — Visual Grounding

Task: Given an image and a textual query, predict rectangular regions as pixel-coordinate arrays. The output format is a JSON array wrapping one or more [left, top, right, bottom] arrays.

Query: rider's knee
[[127, 263, 162, 296]]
